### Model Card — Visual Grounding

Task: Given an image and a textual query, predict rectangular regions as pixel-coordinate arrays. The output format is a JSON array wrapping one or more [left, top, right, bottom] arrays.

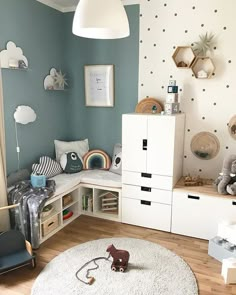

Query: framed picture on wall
[[84, 65, 114, 107]]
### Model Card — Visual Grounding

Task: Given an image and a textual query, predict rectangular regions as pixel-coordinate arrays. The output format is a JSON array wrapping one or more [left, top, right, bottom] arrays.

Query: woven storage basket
[[135, 98, 163, 114]]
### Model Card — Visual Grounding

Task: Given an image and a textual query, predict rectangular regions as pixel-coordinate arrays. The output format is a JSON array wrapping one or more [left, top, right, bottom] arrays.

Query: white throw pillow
[[32, 156, 63, 178], [54, 139, 89, 162], [109, 143, 122, 175]]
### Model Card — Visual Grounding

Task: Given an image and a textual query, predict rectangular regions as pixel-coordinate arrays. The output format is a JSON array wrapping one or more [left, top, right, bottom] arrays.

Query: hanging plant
[[193, 32, 216, 56]]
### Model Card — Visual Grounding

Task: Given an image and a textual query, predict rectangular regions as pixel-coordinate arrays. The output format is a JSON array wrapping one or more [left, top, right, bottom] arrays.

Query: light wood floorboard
[[1, 215, 236, 294]]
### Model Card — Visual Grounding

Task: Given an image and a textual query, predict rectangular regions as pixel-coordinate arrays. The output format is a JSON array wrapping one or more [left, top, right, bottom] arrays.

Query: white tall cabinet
[[122, 113, 185, 232]]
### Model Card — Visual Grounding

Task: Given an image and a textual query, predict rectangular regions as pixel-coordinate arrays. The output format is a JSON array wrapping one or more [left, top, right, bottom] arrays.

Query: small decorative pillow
[[109, 143, 122, 175], [83, 150, 111, 170], [60, 152, 83, 174], [32, 156, 63, 178], [54, 139, 89, 162]]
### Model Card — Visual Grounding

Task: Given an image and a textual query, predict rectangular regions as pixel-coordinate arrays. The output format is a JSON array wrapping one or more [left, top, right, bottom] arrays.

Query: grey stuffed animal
[[216, 155, 236, 195], [226, 160, 236, 195]]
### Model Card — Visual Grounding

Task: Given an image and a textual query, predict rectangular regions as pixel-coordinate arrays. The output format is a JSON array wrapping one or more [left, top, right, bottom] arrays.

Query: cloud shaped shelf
[[0, 41, 28, 69], [44, 68, 68, 91]]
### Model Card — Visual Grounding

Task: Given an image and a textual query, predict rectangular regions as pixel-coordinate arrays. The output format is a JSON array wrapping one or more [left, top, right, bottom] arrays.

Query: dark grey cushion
[[7, 169, 30, 187]]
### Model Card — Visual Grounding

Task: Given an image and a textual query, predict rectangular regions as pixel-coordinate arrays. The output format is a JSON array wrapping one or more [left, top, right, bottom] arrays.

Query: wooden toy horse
[[106, 244, 130, 272]]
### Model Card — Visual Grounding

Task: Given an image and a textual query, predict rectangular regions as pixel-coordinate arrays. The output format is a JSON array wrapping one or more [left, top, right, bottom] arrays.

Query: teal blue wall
[[0, 0, 70, 174], [63, 5, 139, 156], [1, 2, 139, 174]]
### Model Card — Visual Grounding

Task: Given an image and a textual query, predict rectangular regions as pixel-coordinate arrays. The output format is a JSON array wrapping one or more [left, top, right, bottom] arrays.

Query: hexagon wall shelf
[[191, 56, 215, 79], [172, 46, 196, 68]]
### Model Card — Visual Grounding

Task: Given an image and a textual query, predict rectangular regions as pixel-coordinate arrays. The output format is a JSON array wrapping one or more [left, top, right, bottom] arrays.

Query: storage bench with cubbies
[[39, 170, 121, 244]]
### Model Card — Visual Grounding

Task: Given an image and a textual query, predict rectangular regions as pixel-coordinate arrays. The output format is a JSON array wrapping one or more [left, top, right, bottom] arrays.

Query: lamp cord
[[14, 120, 20, 170], [75, 253, 111, 285]]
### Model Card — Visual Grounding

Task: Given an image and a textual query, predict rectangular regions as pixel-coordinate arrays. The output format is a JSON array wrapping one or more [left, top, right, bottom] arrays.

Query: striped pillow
[[32, 156, 62, 178]]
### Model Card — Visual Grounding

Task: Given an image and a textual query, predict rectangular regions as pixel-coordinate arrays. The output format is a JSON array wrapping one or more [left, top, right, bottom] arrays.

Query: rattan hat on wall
[[135, 98, 163, 114], [228, 115, 236, 140], [190, 131, 220, 160]]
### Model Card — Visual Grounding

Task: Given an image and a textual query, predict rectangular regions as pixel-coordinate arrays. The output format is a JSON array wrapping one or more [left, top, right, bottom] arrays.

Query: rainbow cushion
[[83, 150, 111, 170]]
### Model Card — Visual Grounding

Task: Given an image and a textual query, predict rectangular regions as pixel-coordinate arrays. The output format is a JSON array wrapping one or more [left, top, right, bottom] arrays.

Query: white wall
[[138, 0, 236, 179]]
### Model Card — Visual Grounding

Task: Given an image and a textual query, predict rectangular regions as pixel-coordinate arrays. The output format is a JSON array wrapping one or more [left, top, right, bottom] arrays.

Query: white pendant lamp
[[72, 0, 130, 39]]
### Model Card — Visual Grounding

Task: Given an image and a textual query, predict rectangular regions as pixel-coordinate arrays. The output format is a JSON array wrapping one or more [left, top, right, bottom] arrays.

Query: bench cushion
[[80, 170, 121, 188], [50, 170, 121, 196]]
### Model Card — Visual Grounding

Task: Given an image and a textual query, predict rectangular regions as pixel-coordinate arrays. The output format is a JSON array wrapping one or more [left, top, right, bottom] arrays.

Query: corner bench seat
[[38, 170, 122, 244], [50, 169, 122, 197]]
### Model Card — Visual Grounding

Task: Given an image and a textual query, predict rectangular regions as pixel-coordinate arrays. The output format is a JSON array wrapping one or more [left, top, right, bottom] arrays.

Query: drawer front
[[122, 170, 173, 190], [122, 197, 171, 232], [171, 192, 236, 240], [122, 184, 172, 205]]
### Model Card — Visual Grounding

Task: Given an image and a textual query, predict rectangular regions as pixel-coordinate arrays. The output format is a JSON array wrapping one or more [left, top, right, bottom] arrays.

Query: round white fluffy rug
[[31, 238, 198, 295]]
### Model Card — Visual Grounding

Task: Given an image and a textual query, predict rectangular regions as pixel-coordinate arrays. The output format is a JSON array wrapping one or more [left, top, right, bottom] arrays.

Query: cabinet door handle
[[142, 139, 147, 150], [188, 195, 200, 200], [141, 186, 151, 192], [141, 172, 152, 178], [141, 200, 151, 206], [232, 201, 236, 206]]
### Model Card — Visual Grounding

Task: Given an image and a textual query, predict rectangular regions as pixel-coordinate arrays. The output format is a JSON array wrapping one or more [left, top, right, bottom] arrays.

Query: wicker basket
[[135, 98, 163, 114], [41, 204, 54, 219]]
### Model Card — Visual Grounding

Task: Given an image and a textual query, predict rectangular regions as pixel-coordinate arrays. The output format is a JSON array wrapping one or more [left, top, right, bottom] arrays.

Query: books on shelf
[[82, 194, 93, 212]]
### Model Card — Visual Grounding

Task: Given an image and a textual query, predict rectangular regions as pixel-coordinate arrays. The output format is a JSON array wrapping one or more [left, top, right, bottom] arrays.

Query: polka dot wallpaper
[[135, 0, 236, 179]]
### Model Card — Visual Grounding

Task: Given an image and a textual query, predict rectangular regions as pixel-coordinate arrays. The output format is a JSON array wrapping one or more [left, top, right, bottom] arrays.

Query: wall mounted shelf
[[172, 46, 195, 68], [191, 56, 215, 79], [0, 41, 28, 69], [44, 68, 68, 91]]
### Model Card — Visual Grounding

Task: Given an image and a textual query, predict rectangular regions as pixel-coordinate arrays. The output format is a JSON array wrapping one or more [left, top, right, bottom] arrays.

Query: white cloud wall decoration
[[14, 106, 37, 125], [0, 41, 28, 69]]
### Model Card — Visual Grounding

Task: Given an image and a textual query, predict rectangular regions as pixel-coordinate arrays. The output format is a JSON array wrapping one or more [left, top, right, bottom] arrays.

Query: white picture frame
[[84, 65, 114, 107]]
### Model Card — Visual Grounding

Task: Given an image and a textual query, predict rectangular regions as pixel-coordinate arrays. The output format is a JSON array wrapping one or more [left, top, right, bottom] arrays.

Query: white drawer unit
[[122, 197, 171, 231], [122, 184, 172, 205], [122, 171, 173, 190], [171, 191, 236, 240], [122, 113, 185, 232]]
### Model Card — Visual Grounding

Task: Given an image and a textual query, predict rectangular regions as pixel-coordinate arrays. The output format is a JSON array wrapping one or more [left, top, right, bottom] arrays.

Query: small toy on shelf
[[197, 69, 208, 79], [63, 209, 73, 220], [107, 244, 130, 272], [9, 58, 18, 68], [99, 191, 118, 213], [18, 59, 27, 69], [177, 61, 188, 67], [184, 175, 203, 186]]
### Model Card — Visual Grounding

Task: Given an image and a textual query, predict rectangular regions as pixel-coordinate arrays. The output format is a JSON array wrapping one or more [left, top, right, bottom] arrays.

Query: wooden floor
[[1, 215, 236, 295]]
